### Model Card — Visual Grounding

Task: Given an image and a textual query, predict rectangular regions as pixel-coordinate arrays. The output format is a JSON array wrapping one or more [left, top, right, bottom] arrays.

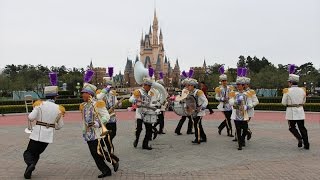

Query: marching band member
[[215, 65, 234, 137], [23, 72, 64, 179], [229, 76, 253, 150], [243, 68, 259, 141], [96, 67, 122, 170], [80, 70, 119, 178], [187, 77, 208, 144], [97, 67, 121, 142], [129, 67, 157, 150], [153, 72, 168, 135], [174, 71, 194, 135], [233, 68, 259, 142], [282, 64, 309, 150]]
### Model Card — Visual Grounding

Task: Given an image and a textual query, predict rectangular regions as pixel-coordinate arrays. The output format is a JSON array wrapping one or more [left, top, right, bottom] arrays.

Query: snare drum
[[142, 110, 158, 124], [172, 95, 197, 116]]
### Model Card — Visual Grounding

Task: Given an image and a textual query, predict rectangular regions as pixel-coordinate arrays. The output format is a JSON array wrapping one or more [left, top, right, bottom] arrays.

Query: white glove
[[243, 105, 248, 111], [94, 121, 100, 128], [155, 109, 161, 114], [220, 97, 225, 102]]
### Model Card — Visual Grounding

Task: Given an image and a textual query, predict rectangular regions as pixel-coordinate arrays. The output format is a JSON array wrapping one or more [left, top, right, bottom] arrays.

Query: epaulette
[[245, 91, 252, 97], [215, 87, 221, 93], [229, 91, 236, 98], [197, 90, 204, 96], [32, 100, 42, 107], [95, 100, 106, 108], [283, 88, 289, 94], [59, 105, 66, 115], [250, 89, 256, 95], [79, 103, 85, 112], [133, 89, 141, 97], [96, 89, 102, 94], [111, 90, 118, 96]]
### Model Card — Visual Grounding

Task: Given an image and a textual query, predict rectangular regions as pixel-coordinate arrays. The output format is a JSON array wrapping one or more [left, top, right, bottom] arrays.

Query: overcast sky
[[0, 0, 319, 73]]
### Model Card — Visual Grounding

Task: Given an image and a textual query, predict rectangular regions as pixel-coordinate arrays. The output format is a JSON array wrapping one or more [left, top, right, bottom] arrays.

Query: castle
[[124, 10, 181, 87]]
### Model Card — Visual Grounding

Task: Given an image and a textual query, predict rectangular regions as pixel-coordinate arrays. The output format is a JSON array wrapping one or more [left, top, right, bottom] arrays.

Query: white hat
[[244, 77, 251, 84], [187, 78, 198, 86], [288, 74, 299, 83], [143, 77, 154, 86], [44, 86, 58, 97], [219, 74, 228, 81], [44, 72, 59, 97], [236, 77, 246, 84], [218, 65, 227, 81]]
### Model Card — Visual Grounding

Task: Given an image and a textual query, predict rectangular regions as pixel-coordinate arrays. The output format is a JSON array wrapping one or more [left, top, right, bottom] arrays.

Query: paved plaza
[[0, 111, 320, 180]]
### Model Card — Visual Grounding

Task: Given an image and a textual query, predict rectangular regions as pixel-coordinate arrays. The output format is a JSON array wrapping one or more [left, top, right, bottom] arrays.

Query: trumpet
[[24, 95, 33, 134]]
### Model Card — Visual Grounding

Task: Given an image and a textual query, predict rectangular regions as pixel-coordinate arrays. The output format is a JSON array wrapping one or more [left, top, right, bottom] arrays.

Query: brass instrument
[[87, 96, 113, 164], [108, 97, 125, 117], [88, 96, 109, 137], [24, 95, 34, 134]]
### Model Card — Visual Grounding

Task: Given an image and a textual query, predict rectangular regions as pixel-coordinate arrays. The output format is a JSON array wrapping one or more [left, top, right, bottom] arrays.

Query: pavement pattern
[[0, 110, 320, 180]]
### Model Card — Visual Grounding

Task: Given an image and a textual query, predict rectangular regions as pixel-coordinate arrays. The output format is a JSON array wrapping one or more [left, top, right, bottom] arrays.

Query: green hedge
[[207, 102, 320, 112], [208, 97, 320, 104]]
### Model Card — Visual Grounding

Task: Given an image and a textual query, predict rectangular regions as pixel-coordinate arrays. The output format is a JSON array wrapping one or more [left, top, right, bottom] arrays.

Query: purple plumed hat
[[182, 70, 188, 78], [218, 65, 225, 75], [237, 67, 243, 77], [84, 69, 95, 83], [148, 66, 154, 77], [188, 68, 194, 78], [108, 67, 114, 79], [288, 64, 296, 74], [159, 72, 164, 80], [49, 72, 58, 86], [242, 67, 248, 77]]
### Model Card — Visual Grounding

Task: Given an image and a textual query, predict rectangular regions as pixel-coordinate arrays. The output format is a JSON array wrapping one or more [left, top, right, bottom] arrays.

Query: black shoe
[[24, 164, 35, 179], [176, 132, 182, 135], [142, 146, 152, 150], [242, 142, 246, 147], [200, 139, 207, 143], [304, 143, 310, 150], [153, 130, 158, 140], [232, 138, 238, 142], [113, 162, 119, 172], [218, 128, 222, 135], [187, 132, 194, 134], [228, 134, 234, 137], [159, 131, 166, 134], [98, 172, 112, 178], [192, 140, 200, 144], [238, 147, 242, 150], [133, 139, 138, 148], [209, 111, 214, 114], [298, 139, 303, 147], [247, 132, 252, 140]]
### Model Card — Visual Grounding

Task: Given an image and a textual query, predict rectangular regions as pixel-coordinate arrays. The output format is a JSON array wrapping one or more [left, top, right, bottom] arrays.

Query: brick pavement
[[0, 112, 320, 179]]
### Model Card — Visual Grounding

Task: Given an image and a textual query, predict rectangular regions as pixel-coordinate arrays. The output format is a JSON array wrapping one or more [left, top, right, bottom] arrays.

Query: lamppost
[[76, 82, 80, 97]]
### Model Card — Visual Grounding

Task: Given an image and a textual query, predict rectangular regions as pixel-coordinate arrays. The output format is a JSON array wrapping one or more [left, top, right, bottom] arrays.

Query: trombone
[[87, 96, 114, 165], [24, 95, 33, 134]]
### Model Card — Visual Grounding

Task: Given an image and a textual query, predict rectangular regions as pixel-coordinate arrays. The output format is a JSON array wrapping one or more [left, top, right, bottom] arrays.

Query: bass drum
[[173, 95, 197, 116]]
